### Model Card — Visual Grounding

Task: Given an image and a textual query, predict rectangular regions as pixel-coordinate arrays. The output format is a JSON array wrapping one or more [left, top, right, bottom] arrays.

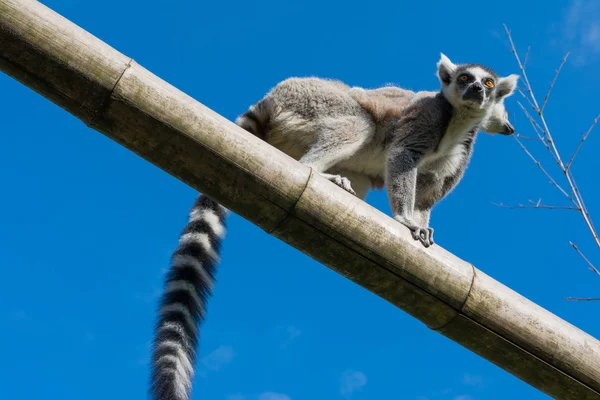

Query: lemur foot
[[394, 216, 434, 248], [320, 173, 356, 196]]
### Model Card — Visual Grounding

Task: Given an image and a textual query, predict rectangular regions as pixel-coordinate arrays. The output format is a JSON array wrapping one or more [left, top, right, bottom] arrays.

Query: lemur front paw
[[410, 227, 434, 248], [394, 216, 434, 248]]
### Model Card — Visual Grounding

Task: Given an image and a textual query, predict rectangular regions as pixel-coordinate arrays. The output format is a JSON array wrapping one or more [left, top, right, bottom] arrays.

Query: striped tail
[[150, 194, 228, 400]]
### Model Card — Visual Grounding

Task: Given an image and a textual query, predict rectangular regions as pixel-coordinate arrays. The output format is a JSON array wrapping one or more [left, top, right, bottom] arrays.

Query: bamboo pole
[[1, 1, 599, 398]]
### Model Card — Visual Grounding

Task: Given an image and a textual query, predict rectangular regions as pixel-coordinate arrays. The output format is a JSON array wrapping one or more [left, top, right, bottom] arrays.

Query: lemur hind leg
[[299, 116, 373, 195]]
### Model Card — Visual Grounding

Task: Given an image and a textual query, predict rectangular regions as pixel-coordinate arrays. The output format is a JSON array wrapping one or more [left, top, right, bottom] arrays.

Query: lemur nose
[[472, 83, 483, 92]]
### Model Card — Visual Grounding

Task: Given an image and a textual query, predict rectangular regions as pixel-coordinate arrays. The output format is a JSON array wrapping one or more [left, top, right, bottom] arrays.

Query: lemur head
[[479, 100, 515, 136], [436, 53, 519, 125]]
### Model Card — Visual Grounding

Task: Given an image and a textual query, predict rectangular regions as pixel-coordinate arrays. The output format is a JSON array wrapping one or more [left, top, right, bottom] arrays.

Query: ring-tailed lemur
[[149, 54, 518, 400]]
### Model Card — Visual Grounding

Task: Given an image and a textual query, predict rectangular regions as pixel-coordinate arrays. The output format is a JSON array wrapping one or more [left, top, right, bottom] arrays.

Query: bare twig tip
[[564, 297, 600, 301]]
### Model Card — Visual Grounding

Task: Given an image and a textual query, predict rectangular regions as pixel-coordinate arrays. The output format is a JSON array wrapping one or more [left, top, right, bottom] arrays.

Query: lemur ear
[[436, 53, 456, 85], [496, 74, 519, 99]]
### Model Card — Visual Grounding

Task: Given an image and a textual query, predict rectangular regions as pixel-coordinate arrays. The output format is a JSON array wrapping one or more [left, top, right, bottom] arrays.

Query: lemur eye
[[459, 75, 468, 81], [484, 79, 494, 88]]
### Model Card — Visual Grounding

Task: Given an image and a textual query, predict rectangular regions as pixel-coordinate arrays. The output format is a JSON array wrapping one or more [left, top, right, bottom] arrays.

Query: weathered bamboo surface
[[1, 1, 599, 398]]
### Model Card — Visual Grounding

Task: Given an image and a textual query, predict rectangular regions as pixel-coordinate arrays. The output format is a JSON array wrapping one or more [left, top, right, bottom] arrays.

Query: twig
[[503, 24, 563, 161], [516, 100, 545, 136], [541, 52, 570, 113], [504, 25, 540, 112], [523, 45, 531, 68], [566, 113, 600, 171], [517, 88, 538, 114], [513, 136, 575, 204], [564, 297, 600, 301], [570, 242, 600, 277], [568, 170, 599, 243], [491, 202, 578, 211], [516, 100, 551, 152], [514, 134, 543, 142], [491, 198, 578, 210]]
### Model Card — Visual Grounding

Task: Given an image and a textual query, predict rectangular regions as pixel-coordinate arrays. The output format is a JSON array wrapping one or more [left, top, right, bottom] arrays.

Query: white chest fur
[[418, 113, 478, 179]]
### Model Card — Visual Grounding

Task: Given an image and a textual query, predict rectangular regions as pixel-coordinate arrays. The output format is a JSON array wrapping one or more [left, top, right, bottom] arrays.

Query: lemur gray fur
[[149, 54, 518, 400]]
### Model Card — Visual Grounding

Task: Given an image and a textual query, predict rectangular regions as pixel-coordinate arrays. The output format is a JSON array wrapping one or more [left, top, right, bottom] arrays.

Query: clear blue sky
[[1, 0, 599, 399]]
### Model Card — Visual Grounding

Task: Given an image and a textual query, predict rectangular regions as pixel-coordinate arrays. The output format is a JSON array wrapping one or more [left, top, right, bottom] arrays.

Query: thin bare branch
[[566, 113, 600, 171], [541, 52, 570, 113], [570, 242, 600, 276], [491, 200, 578, 211], [517, 87, 537, 113], [514, 134, 543, 142], [564, 297, 600, 301], [504, 25, 539, 110], [513, 136, 575, 204], [523, 45, 531, 68], [566, 172, 600, 249], [567, 169, 600, 247], [516, 100, 552, 153], [504, 25, 563, 160]]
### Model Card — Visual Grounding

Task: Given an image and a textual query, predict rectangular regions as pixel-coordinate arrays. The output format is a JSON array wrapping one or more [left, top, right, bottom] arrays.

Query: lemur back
[[149, 55, 518, 400]]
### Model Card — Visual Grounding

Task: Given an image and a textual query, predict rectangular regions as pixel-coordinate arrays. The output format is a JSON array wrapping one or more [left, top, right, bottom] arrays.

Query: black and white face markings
[[438, 56, 511, 133], [454, 64, 498, 107]]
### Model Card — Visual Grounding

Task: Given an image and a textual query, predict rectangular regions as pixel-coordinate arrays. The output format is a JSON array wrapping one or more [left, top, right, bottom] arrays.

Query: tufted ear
[[436, 53, 456, 85], [496, 74, 519, 99]]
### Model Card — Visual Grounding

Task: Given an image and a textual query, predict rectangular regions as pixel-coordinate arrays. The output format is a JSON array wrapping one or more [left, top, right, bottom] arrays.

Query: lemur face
[[480, 100, 516, 136], [454, 65, 497, 107], [436, 53, 519, 132]]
